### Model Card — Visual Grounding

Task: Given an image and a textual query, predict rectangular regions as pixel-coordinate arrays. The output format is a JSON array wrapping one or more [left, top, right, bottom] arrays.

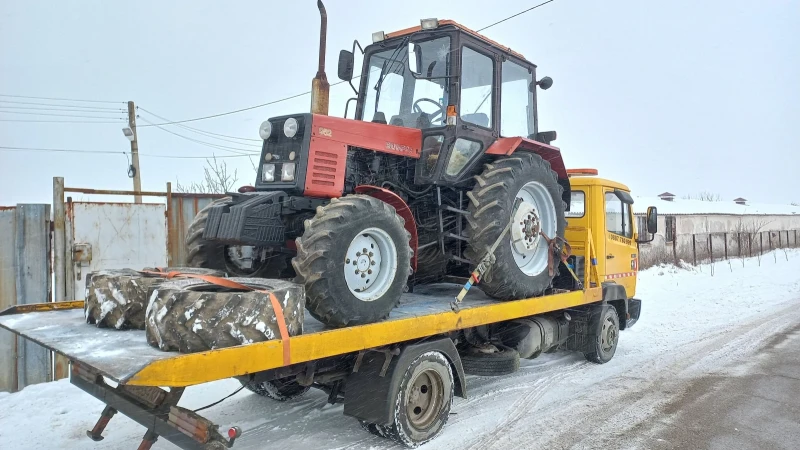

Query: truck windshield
[[360, 36, 451, 130]]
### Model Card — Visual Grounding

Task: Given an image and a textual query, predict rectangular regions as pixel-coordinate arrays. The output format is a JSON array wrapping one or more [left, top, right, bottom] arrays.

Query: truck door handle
[[606, 255, 615, 259]]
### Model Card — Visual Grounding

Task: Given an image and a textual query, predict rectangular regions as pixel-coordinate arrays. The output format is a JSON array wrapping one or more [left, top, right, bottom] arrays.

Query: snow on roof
[[633, 197, 799, 216]]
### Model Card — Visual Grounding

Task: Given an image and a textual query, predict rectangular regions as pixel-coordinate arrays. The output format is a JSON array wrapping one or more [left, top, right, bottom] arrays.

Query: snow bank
[[1, 250, 799, 449]]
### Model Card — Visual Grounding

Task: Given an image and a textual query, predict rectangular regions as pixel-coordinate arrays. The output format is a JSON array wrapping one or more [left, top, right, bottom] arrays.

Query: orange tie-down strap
[[144, 270, 292, 366]]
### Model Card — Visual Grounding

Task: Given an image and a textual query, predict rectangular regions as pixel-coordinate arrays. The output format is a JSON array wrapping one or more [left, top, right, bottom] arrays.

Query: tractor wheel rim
[[406, 369, 444, 430], [344, 227, 398, 302], [601, 316, 617, 352], [510, 181, 557, 276]]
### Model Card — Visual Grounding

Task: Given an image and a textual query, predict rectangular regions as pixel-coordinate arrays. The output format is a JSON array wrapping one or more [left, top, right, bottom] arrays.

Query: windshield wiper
[[373, 37, 410, 114]]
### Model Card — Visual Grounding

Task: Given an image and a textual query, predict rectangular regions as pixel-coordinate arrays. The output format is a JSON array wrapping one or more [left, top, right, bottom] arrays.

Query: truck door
[[603, 190, 637, 296]]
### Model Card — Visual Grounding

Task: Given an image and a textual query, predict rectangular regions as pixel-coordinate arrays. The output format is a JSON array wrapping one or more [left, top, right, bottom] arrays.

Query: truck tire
[[241, 377, 310, 401], [465, 153, 566, 300], [145, 277, 304, 353], [185, 197, 292, 278], [461, 345, 520, 376], [84, 267, 223, 330], [293, 195, 412, 328], [584, 306, 619, 364], [363, 351, 454, 448]]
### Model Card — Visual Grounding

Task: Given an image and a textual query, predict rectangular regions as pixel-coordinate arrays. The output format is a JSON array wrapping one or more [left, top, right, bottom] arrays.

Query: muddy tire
[[465, 153, 567, 300], [84, 267, 222, 330], [461, 345, 520, 376], [584, 306, 619, 364], [145, 277, 304, 353], [241, 377, 310, 401], [186, 197, 292, 278], [293, 195, 412, 328]]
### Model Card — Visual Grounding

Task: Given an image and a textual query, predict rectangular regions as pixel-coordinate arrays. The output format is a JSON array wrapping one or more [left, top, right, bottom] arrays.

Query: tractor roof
[[386, 19, 528, 62]]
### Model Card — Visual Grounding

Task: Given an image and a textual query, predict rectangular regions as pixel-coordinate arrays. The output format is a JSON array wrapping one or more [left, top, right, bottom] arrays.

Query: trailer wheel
[[241, 377, 310, 401], [584, 307, 619, 364], [84, 267, 223, 330], [461, 344, 520, 376], [465, 153, 566, 300], [186, 197, 292, 278], [293, 195, 412, 327], [145, 277, 304, 353], [362, 351, 453, 448]]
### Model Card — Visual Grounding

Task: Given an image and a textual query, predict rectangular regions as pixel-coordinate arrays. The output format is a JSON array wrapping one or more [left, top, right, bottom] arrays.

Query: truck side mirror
[[337, 50, 354, 81], [646, 206, 658, 233]]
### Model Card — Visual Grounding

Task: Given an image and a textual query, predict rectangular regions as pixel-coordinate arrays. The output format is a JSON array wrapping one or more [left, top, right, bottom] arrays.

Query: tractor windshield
[[360, 36, 451, 129]]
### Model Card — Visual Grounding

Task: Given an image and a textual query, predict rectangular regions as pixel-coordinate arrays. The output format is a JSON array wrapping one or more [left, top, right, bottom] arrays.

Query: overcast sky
[[1, 0, 798, 206]]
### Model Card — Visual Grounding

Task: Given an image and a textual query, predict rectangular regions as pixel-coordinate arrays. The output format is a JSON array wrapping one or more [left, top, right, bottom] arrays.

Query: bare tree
[[735, 217, 770, 267], [176, 156, 238, 194], [682, 191, 722, 202], [792, 202, 799, 207]]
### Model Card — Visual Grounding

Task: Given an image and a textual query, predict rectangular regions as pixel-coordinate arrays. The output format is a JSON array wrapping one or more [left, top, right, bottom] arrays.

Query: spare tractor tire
[[84, 267, 224, 330], [145, 277, 304, 353], [461, 345, 520, 377]]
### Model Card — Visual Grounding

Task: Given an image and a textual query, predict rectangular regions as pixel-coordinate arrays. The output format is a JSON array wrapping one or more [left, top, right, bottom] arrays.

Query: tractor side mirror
[[536, 76, 553, 90], [408, 42, 423, 75], [646, 206, 658, 233], [337, 50, 354, 81]]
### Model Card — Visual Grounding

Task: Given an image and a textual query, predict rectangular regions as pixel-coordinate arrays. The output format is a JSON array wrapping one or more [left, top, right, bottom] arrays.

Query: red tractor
[[186, 6, 570, 327]]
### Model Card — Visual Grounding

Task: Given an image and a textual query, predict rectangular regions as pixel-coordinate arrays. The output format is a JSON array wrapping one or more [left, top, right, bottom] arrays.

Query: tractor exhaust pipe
[[310, 0, 330, 116]]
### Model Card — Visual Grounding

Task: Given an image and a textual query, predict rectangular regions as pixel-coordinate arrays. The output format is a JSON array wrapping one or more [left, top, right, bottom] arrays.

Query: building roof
[[733, 197, 747, 202], [658, 192, 676, 197], [633, 197, 799, 216]]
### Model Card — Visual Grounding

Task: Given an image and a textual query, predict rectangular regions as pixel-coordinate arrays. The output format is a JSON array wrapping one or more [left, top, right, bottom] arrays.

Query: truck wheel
[[241, 377, 310, 401], [465, 153, 566, 300], [461, 344, 520, 376], [186, 197, 292, 278], [84, 267, 223, 330], [584, 307, 619, 364], [145, 277, 304, 353], [293, 195, 412, 327], [366, 351, 454, 448]]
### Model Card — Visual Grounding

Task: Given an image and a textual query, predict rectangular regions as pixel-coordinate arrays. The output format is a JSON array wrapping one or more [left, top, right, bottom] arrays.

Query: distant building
[[657, 192, 676, 202], [733, 197, 747, 205]]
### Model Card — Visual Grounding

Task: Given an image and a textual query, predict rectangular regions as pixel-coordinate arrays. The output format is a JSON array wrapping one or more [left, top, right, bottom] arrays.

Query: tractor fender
[[354, 185, 418, 272]]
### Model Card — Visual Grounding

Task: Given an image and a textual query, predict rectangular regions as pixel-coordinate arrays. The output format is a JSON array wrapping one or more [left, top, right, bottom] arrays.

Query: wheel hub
[[601, 317, 618, 352], [344, 227, 398, 302], [406, 369, 443, 430], [509, 181, 557, 276], [511, 203, 542, 254]]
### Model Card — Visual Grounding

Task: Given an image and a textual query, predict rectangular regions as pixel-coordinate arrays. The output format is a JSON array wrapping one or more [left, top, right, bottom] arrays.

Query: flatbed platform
[[0, 284, 599, 387]]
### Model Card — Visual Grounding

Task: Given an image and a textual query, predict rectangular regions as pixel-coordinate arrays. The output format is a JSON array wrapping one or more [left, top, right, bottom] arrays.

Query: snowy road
[[1, 250, 799, 449]]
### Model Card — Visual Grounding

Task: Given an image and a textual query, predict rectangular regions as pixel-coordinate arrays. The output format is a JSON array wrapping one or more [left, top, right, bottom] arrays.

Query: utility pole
[[127, 101, 142, 203]]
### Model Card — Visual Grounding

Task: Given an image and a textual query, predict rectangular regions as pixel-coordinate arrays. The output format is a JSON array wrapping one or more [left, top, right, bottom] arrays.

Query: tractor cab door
[[602, 189, 638, 297]]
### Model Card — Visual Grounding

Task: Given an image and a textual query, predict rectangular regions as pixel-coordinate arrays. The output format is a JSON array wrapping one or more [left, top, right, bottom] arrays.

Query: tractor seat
[[461, 113, 489, 128]]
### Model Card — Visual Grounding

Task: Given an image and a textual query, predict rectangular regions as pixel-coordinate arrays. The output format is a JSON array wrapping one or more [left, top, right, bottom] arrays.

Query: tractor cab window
[[360, 36, 451, 130], [459, 46, 494, 128], [500, 60, 534, 137]]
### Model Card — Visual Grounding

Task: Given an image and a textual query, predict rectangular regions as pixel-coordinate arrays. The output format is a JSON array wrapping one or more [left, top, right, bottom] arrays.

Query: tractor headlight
[[262, 164, 275, 182], [281, 163, 296, 181], [258, 120, 272, 140], [283, 117, 299, 138]]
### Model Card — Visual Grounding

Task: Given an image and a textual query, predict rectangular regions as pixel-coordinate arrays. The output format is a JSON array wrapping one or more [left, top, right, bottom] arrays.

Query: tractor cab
[[338, 19, 555, 186]]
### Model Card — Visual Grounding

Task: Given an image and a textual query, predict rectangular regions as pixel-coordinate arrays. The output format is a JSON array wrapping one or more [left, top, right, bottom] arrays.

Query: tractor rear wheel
[[185, 197, 291, 278], [293, 195, 412, 328], [465, 153, 566, 300]]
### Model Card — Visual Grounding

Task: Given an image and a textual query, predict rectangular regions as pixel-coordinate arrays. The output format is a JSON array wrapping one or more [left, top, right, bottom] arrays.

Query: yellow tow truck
[[0, 170, 656, 449]]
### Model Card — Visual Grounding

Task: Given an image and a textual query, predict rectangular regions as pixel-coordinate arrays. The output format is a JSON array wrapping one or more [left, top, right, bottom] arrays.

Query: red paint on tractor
[[354, 185, 418, 272], [486, 137, 568, 179], [311, 114, 422, 158], [304, 137, 348, 198]]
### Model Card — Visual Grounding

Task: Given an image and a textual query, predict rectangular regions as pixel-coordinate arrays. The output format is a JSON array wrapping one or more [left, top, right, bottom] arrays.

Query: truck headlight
[[258, 121, 272, 140], [262, 164, 275, 182], [283, 117, 299, 138], [281, 163, 296, 181]]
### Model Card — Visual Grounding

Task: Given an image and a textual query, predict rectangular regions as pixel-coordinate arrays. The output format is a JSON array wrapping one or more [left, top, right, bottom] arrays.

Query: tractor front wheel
[[293, 195, 412, 327]]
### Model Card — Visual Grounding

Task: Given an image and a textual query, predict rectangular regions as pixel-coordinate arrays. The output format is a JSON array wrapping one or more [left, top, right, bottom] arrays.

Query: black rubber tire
[[584, 306, 620, 364], [359, 420, 387, 438], [412, 245, 449, 284], [241, 377, 310, 401], [293, 195, 412, 328], [461, 344, 520, 376], [465, 153, 567, 300], [185, 197, 291, 278], [145, 277, 305, 353], [369, 351, 454, 448], [84, 267, 223, 330]]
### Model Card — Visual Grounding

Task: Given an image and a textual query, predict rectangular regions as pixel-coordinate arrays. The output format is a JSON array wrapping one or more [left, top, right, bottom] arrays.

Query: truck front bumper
[[203, 191, 287, 247]]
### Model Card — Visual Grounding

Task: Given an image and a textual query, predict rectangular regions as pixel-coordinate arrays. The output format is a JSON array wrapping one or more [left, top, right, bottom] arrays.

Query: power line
[[0, 118, 127, 124], [0, 110, 127, 120], [137, 107, 261, 143], [0, 100, 127, 111], [477, 0, 557, 32], [0, 145, 252, 159], [0, 93, 124, 104], [0, 106, 126, 114], [136, 116, 260, 155]]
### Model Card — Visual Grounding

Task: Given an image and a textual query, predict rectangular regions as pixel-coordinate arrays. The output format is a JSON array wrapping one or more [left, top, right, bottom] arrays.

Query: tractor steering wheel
[[412, 98, 445, 124]]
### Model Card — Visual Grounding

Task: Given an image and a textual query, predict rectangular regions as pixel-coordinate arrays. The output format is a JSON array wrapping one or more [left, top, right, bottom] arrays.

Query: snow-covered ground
[[2, 250, 799, 449]]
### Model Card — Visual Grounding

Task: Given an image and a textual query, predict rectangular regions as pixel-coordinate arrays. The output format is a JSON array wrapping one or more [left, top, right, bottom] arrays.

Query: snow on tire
[[84, 267, 224, 330], [145, 277, 305, 353]]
